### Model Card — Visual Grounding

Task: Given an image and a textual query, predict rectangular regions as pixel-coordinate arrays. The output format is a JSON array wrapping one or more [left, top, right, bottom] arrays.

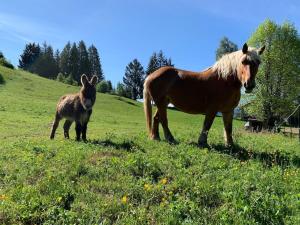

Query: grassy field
[[0, 65, 299, 224]]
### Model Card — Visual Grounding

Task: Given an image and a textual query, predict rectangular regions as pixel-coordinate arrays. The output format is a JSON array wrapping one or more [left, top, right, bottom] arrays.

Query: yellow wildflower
[[0, 195, 7, 201], [144, 184, 151, 191], [160, 178, 168, 185], [121, 195, 128, 204]]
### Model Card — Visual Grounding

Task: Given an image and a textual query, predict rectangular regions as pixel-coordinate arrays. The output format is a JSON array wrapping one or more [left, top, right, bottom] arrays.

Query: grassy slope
[[0, 66, 299, 224]]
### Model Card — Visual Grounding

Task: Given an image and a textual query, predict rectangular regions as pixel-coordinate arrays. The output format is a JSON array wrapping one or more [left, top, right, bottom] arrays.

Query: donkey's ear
[[258, 45, 265, 55], [90, 75, 98, 86], [242, 43, 248, 54], [81, 74, 88, 86]]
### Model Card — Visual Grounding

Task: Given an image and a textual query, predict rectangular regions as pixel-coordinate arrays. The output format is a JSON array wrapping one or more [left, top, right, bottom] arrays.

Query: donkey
[[50, 74, 98, 141], [143, 43, 265, 147]]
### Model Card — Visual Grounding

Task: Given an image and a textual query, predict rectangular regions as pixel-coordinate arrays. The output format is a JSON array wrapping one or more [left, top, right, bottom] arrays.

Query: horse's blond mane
[[212, 48, 261, 79]]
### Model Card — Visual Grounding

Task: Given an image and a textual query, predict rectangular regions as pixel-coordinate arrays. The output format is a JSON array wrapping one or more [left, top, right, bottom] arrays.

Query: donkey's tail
[[143, 79, 152, 137]]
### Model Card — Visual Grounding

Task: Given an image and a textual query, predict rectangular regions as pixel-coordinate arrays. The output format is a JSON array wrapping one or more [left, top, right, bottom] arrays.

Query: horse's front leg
[[222, 111, 233, 147], [198, 112, 216, 148]]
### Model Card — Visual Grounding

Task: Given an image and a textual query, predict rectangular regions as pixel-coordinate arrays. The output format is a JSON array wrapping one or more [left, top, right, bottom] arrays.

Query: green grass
[[0, 65, 299, 224]]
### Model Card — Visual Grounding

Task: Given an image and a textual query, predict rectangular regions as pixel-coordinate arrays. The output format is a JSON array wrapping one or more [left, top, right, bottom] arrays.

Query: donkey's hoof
[[225, 143, 234, 148], [50, 135, 54, 140], [167, 138, 178, 145], [198, 142, 209, 148]]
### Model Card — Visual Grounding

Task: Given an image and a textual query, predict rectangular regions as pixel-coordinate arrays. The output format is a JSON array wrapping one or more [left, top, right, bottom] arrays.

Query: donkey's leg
[[198, 112, 216, 147], [157, 100, 175, 143], [50, 113, 61, 139], [222, 111, 233, 147], [151, 109, 160, 140], [81, 123, 88, 142], [63, 120, 73, 139], [75, 122, 82, 141]]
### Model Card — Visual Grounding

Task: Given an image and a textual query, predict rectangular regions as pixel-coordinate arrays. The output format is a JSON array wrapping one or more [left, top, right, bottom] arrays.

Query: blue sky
[[0, 0, 299, 85]]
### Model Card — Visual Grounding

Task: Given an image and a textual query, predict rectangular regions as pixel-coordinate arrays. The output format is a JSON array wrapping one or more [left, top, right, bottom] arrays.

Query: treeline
[[18, 41, 173, 100], [116, 50, 173, 99], [97, 50, 173, 99], [19, 41, 104, 85]]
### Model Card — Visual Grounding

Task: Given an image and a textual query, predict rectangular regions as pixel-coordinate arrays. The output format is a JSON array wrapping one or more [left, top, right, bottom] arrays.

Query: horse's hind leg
[[222, 111, 233, 147], [151, 109, 160, 140], [63, 120, 73, 139], [198, 112, 216, 147], [50, 113, 61, 139], [157, 100, 176, 143]]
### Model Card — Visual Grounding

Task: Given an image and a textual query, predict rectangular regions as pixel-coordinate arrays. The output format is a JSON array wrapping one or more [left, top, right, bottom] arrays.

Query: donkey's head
[[237, 43, 265, 93], [80, 74, 98, 110]]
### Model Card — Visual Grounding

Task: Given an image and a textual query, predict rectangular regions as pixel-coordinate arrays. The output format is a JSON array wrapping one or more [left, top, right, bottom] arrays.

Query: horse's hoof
[[150, 136, 160, 141]]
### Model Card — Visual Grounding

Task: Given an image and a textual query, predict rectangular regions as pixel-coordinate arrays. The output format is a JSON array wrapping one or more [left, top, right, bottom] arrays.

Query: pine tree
[[54, 49, 60, 76], [107, 80, 113, 93], [60, 42, 71, 75], [88, 45, 104, 81], [18, 42, 41, 72], [215, 37, 238, 60], [146, 52, 158, 75], [78, 40, 91, 82], [34, 42, 57, 79], [146, 50, 173, 76], [123, 59, 145, 100], [69, 43, 79, 81]]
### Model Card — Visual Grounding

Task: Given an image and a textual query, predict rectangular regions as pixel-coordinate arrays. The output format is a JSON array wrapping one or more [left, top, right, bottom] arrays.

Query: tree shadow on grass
[[210, 143, 300, 168], [114, 96, 138, 106], [88, 139, 145, 153]]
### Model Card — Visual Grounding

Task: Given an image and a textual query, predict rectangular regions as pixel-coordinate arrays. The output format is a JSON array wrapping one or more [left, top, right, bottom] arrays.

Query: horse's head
[[237, 43, 265, 93], [80, 74, 98, 110]]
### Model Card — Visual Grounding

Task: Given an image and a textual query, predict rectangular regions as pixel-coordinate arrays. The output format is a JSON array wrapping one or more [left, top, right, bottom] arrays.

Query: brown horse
[[143, 43, 265, 147]]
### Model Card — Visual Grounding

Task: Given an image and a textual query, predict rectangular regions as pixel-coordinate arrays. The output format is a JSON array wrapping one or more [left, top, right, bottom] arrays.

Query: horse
[[143, 43, 265, 147], [50, 74, 98, 141]]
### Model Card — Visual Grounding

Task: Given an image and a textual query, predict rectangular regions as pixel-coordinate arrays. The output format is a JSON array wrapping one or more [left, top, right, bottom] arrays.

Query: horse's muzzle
[[244, 82, 255, 93]]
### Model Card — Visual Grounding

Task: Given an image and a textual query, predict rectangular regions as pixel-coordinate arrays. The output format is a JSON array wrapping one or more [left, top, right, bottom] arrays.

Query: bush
[[56, 73, 65, 82], [97, 80, 109, 93], [65, 74, 77, 86], [56, 73, 77, 86], [116, 82, 132, 98], [0, 73, 5, 84], [0, 58, 14, 69]]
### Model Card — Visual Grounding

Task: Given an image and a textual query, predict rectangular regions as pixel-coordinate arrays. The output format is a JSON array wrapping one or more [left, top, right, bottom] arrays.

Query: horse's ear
[[81, 74, 88, 86], [90, 75, 98, 86], [258, 45, 265, 55], [242, 43, 248, 54]]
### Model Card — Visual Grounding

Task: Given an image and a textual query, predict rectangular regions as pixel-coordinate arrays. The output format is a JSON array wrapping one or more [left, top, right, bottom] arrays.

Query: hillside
[[0, 66, 299, 224]]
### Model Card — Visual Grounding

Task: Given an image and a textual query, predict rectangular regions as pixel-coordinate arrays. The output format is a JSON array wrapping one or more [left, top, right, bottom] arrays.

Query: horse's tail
[[143, 78, 152, 137]]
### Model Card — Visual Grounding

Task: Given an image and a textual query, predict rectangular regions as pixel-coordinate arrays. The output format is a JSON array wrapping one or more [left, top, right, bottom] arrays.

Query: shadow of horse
[[210, 143, 300, 168], [88, 139, 145, 153]]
